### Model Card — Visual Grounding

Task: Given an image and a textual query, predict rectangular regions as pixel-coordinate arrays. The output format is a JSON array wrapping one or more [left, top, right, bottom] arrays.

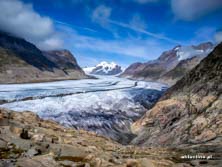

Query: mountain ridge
[[131, 43, 222, 151], [120, 42, 214, 85], [0, 31, 88, 83]]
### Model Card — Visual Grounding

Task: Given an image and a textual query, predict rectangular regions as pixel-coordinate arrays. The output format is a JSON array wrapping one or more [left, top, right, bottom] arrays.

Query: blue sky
[[0, 0, 222, 67]]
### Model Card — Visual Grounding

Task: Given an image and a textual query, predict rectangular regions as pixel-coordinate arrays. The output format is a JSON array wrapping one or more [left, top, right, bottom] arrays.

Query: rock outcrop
[[131, 42, 222, 154], [120, 42, 214, 85], [0, 31, 88, 83]]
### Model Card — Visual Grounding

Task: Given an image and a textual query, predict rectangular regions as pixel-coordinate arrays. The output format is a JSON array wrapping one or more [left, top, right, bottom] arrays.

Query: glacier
[[0, 75, 167, 143]]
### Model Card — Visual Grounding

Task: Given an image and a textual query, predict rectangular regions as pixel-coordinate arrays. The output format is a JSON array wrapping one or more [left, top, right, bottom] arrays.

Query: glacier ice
[[0, 76, 166, 143]]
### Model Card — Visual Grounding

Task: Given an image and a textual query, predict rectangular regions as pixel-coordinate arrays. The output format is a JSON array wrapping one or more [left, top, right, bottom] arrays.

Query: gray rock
[[26, 148, 39, 157], [0, 139, 7, 148]]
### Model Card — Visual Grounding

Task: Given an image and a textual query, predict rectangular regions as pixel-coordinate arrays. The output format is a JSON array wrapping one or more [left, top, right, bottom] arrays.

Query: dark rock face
[[0, 31, 87, 83], [193, 42, 214, 51], [119, 62, 143, 76], [121, 42, 214, 85], [131, 43, 222, 149], [43, 50, 83, 72], [0, 31, 57, 71], [159, 56, 204, 85]]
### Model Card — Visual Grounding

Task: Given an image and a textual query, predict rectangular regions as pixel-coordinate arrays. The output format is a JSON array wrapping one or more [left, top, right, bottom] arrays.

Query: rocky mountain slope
[[1, 108, 221, 167], [158, 55, 204, 85], [0, 32, 87, 83], [131, 42, 222, 154], [120, 42, 214, 85], [84, 61, 122, 75], [43, 50, 85, 75]]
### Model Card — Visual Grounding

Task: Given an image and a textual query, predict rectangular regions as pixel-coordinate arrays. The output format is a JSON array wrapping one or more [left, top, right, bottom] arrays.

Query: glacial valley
[[0, 75, 166, 144]]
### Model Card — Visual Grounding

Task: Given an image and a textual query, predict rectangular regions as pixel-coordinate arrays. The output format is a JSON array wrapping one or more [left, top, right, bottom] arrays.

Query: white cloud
[[55, 20, 97, 33], [214, 30, 222, 43], [129, 14, 147, 30], [38, 36, 63, 50], [92, 5, 112, 26], [0, 0, 63, 50], [91, 5, 179, 44], [56, 24, 170, 60], [109, 20, 180, 44], [171, 0, 222, 21]]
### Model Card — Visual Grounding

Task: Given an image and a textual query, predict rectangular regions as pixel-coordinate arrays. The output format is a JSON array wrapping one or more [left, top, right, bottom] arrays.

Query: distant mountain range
[[120, 42, 214, 85], [0, 31, 88, 83], [83, 61, 122, 75], [0, 30, 216, 86]]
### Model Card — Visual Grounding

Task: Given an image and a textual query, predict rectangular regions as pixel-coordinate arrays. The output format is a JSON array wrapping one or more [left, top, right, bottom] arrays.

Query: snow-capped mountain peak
[[83, 61, 122, 75], [176, 42, 214, 61], [176, 46, 212, 61], [97, 61, 116, 67], [96, 61, 118, 71]]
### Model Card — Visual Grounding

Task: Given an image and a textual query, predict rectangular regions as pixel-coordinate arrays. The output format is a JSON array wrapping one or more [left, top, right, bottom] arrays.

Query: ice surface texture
[[0, 76, 166, 143]]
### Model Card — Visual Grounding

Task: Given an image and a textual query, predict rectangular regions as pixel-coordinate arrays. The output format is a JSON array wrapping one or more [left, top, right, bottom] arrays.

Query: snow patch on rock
[[176, 46, 213, 61]]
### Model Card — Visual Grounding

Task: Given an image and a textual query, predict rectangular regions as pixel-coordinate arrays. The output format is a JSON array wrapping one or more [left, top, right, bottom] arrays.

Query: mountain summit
[[84, 61, 122, 75], [121, 42, 214, 85]]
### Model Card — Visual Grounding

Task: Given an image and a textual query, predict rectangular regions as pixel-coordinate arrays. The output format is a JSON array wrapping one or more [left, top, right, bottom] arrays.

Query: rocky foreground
[[1, 108, 220, 167]]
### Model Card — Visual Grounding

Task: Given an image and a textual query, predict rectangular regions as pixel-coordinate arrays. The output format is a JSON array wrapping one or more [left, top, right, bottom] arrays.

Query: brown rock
[[16, 155, 59, 167], [10, 126, 23, 136], [194, 129, 217, 143], [126, 159, 139, 167], [0, 139, 7, 149], [31, 134, 45, 142]]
